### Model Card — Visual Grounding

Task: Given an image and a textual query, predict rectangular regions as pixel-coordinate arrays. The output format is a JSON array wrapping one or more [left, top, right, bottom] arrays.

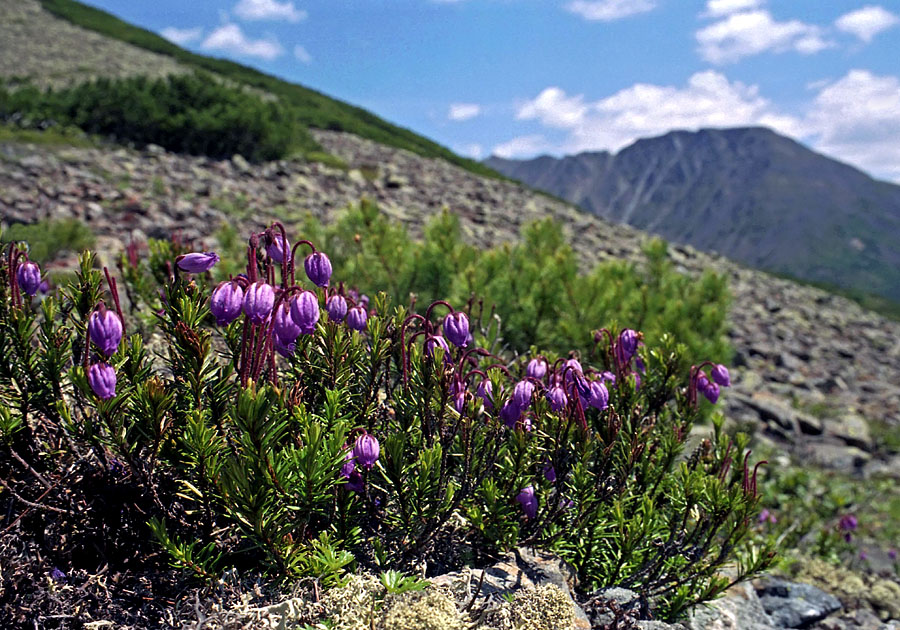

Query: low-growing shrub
[[1, 218, 95, 264], [0, 222, 770, 621], [0, 73, 314, 161]]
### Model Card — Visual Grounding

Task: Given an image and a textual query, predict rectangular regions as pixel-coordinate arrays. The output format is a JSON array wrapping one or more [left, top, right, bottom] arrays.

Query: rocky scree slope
[[2, 129, 899, 484], [486, 127, 900, 303]]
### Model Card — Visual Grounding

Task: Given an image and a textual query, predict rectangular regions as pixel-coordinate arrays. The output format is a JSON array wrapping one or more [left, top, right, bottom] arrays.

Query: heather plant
[[1, 222, 769, 621]]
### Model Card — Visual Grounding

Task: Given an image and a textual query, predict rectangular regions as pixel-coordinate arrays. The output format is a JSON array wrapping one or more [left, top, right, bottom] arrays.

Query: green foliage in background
[[0, 218, 95, 264], [300, 200, 732, 368], [0, 73, 310, 161], [36, 0, 503, 178]]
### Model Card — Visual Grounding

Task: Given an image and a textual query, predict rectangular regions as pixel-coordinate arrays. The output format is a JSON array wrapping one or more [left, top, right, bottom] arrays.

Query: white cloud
[[498, 71, 801, 159], [457, 143, 484, 159], [703, 0, 762, 18], [294, 45, 312, 64], [448, 103, 482, 121], [492, 134, 553, 159], [499, 69, 900, 182], [233, 0, 306, 22], [565, 0, 657, 22], [835, 5, 899, 43], [804, 70, 900, 181], [160, 26, 203, 46], [202, 24, 284, 60], [511, 72, 800, 157], [696, 10, 831, 64]]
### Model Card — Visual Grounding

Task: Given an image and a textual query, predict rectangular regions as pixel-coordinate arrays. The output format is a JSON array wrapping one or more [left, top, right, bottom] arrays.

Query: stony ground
[[2, 131, 900, 629], [0, 0, 189, 87]]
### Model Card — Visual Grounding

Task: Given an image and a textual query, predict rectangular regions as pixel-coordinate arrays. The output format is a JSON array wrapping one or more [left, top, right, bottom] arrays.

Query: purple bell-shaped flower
[[176, 252, 219, 273], [274, 301, 301, 341], [353, 433, 380, 470], [546, 385, 568, 412], [588, 381, 609, 410], [326, 294, 348, 323], [425, 335, 451, 362], [443, 312, 469, 348], [290, 290, 320, 335], [88, 305, 123, 357], [266, 233, 289, 264], [512, 380, 535, 410], [210, 281, 244, 326], [500, 400, 522, 428], [304, 251, 332, 287], [16, 261, 41, 296], [526, 357, 548, 380], [476, 379, 494, 410], [346, 305, 368, 332], [515, 486, 538, 519], [618, 329, 639, 362], [88, 362, 117, 399], [243, 282, 275, 324], [711, 364, 731, 387], [274, 334, 296, 358]]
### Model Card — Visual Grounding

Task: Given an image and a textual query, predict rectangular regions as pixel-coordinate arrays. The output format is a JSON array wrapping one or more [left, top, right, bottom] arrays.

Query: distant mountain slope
[[486, 127, 900, 301], [0, 0, 500, 179]]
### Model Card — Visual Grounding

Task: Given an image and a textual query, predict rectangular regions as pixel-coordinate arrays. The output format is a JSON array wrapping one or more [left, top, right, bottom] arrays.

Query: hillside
[[486, 127, 900, 303], [0, 0, 500, 179]]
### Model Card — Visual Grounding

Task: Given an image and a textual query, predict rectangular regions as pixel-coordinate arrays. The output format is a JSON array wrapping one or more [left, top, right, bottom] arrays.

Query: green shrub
[[303, 201, 731, 368]]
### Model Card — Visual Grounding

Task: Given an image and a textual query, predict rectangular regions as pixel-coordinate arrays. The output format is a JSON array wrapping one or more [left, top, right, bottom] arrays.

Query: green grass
[[1, 218, 95, 264], [0, 123, 94, 148], [37, 0, 504, 180], [768, 268, 900, 321]]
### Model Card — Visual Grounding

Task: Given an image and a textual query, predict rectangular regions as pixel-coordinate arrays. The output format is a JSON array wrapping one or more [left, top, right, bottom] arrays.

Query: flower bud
[[443, 311, 469, 348], [88, 305, 123, 357], [340, 450, 356, 479], [210, 281, 244, 326], [711, 364, 731, 387], [274, 301, 301, 342], [243, 282, 275, 324], [515, 486, 538, 519], [600, 371, 616, 386], [512, 380, 535, 410], [544, 462, 557, 483], [266, 233, 289, 263], [176, 252, 219, 273], [346, 305, 368, 332], [326, 294, 348, 322], [304, 251, 332, 287], [546, 385, 568, 412], [16, 261, 41, 296], [353, 433, 380, 470], [88, 362, 117, 399], [526, 357, 548, 380], [290, 290, 320, 335]]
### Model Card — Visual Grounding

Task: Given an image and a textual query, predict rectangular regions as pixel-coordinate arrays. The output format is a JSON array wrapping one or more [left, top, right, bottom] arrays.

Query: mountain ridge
[[486, 126, 900, 302]]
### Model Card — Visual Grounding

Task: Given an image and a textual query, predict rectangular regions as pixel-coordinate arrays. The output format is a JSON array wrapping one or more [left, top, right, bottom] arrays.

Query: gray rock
[[824, 413, 872, 451], [688, 582, 777, 630], [756, 578, 841, 627]]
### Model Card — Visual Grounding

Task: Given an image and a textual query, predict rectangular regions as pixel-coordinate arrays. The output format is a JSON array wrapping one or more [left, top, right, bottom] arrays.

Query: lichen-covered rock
[[788, 557, 900, 621], [481, 584, 575, 630], [378, 589, 466, 630]]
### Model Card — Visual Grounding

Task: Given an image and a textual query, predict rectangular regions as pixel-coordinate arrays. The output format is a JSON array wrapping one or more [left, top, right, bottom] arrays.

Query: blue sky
[[86, 0, 900, 181]]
